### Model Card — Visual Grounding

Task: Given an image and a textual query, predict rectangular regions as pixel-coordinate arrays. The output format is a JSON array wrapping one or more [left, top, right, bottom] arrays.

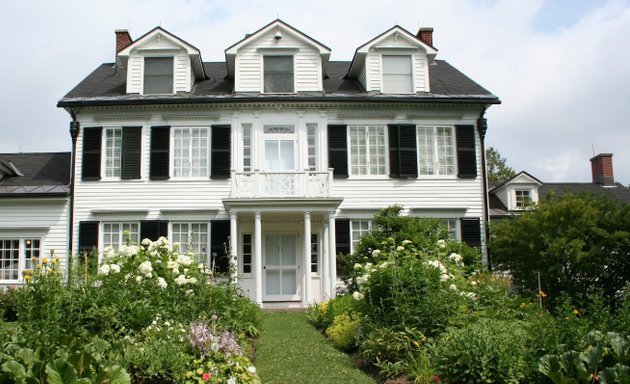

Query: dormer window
[[382, 55, 412, 93], [144, 57, 174, 94], [264, 56, 294, 93], [515, 189, 531, 209]]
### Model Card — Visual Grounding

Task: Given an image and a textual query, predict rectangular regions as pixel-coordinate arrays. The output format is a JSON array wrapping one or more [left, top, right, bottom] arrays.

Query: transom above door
[[264, 234, 300, 301]]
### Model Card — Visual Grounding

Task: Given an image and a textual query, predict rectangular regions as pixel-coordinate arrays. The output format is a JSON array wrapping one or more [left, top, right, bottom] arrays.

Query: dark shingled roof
[[58, 60, 498, 107], [0, 152, 70, 197], [539, 183, 630, 204]]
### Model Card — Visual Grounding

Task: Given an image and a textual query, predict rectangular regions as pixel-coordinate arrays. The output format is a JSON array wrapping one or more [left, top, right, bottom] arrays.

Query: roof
[[58, 59, 499, 107], [539, 183, 630, 204], [0, 152, 71, 197]]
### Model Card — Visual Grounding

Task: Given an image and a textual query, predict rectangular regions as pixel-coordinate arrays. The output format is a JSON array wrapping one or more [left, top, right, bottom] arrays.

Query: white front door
[[264, 234, 300, 301]]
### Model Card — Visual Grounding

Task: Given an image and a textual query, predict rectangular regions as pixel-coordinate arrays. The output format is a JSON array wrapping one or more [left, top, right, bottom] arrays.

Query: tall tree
[[486, 147, 515, 183]]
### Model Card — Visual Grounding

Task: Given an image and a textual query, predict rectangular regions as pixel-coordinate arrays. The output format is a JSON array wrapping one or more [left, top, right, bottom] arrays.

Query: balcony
[[230, 169, 333, 198]]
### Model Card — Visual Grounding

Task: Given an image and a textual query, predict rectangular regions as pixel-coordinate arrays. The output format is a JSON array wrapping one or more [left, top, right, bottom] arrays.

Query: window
[[264, 56, 294, 93], [1, 238, 40, 282], [382, 55, 412, 93], [307, 123, 318, 171], [172, 223, 209, 265], [311, 234, 318, 273], [515, 189, 531, 209], [440, 219, 459, 240], [242, 123, 252, 172], [242, 234, 252, 274], [103, 223, 139, 249], [144, 57, 173, 94], [173, 128, 209, 177], [351, 220, 372, 252], [104, 128, 122, 177], [417, 126, 455, 175], [349, 126, 386, 176]]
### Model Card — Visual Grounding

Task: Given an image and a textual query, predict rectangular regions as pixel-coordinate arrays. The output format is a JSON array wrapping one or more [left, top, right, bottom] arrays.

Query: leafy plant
[[325, 312, 363, 351]]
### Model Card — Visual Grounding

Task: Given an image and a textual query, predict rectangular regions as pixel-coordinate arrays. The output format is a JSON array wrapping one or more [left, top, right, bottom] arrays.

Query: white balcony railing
[[230, 169, 333, 198]]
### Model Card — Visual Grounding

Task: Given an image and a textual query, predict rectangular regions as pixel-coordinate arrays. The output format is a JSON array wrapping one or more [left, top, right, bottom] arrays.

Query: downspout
[[477, 107, 491, 270], [68, 109, 80, 276]]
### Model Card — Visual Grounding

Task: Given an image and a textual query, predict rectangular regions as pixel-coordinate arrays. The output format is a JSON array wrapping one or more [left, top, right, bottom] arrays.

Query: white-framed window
[[307, 123, 318, 171], [263, 56, 294, 93], [242, 233, 252, 275], [382, 55, 413, 94], [515, 189, 531, 209], [351, 220, 372, 252], [349, 125, 387, 176], [440, 219, 459, 240], [417, 126, 456, 176], [144, 57, 173, 94], [171, 222, 209, 265], [311, 234, 319, 273], [104, 128, 122, 178], [173, 127, 209, 177], [102, 223, 139, 249], [242, 123, 252, 172], [0, 238, 40, 283]]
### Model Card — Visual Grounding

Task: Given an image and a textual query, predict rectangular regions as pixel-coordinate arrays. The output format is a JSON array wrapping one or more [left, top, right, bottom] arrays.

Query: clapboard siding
[[174, 54, 190, 93], [235, 46, 262, 92], [412, 53, 429, 92], [366, 52, 381, 91], [0, 199, 69, 281]]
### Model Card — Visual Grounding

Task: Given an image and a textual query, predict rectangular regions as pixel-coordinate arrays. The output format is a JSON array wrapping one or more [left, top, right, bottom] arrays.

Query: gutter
[[477, 107, 491, 270], [68, 110, 80, 267]]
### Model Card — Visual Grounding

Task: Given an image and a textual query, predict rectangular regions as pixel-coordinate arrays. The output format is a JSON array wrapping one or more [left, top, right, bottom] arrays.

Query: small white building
[[56, 20, 500, 307]]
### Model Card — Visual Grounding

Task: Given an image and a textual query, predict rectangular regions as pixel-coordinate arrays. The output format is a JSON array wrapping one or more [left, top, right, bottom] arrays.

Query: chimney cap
[[418, 27, 434, 32], [590, 152, 613, 161]]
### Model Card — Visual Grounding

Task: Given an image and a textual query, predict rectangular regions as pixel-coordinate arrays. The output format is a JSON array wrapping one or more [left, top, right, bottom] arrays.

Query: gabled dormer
[[117, 27, 206, 95], [347, 26, 438, 94], [225, 19, 331, 94], [491, 172, 543, 211]]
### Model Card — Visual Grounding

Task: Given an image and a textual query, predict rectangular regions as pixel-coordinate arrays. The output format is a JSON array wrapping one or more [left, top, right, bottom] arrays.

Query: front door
[[264, 234, 300, 301]]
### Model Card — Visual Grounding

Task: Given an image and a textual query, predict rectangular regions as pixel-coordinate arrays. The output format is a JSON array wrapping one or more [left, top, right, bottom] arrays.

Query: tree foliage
[[486, 146, 516, 183], [491, 193, 630, 306]]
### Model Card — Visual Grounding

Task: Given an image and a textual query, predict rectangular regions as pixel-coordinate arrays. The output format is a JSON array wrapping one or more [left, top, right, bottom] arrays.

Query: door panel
[[264, 234, 299, 300]]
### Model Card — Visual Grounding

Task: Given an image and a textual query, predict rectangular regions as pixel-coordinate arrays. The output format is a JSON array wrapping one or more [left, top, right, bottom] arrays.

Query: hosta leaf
[[46, 358, 78, 384], [2, 360, 26, 379]]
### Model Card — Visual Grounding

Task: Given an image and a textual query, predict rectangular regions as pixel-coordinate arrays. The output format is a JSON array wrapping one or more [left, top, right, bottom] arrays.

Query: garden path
[[254, 311, 376, 384]]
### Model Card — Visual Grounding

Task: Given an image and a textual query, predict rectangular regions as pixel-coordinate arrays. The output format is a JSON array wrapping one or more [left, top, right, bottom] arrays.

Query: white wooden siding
[[412, 53, 429, 92], [126, 56, 143, 94], [365, 52, 381, 91], [359, 63, 367, 91], [234, 28, 322, 92], [174, 54, 191, 93]]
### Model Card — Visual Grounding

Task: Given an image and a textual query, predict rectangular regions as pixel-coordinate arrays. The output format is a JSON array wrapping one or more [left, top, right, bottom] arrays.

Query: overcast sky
[[1, 0, 629, 184]]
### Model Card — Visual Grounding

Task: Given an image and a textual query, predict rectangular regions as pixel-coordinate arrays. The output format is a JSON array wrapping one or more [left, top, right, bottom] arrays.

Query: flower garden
[[308, 206, 630, 383], [0, 237, 263, 383]]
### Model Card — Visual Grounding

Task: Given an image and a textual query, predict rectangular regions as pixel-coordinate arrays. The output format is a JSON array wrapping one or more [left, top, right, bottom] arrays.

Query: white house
[[0, 153, 70, 286], [56, 20, 500, 307]]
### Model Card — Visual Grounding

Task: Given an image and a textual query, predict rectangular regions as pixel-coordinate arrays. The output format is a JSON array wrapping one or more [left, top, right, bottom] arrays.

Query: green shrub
[[325, 312, 363, 351], [433, 318, 530, 384], [0, 287, 18, 322], [306, 301, 330, 330]]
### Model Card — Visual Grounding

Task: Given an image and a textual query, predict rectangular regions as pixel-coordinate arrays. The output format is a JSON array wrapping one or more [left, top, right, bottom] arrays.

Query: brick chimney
[[115, 29, 133, 55], [417, 27, 434, 48], [590, 153, 614, 186]]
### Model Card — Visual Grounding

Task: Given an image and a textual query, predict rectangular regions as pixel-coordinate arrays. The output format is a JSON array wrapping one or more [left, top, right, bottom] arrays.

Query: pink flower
[[202, 372, 211, 381]]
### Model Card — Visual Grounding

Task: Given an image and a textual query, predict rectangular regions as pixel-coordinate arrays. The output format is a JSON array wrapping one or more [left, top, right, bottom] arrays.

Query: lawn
[[254, 311, 376, 384]]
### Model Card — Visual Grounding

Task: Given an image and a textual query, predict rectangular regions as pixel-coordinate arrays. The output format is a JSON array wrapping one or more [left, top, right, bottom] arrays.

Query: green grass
[[254, 311, 376, 384]]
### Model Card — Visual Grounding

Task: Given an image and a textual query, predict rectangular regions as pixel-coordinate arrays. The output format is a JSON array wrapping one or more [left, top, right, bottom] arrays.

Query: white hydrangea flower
[[177, 254, 193, 266], [135, 275, 143, 283], [92, 280, 102, 288], [185, 289, 193, 295], [157, 277, 168, 289], [103, 246, 116, 259], [371, 249, 381, 256], [138, 261, 153, 277], [471, 281, 477, 286], [98, 264, 111, 275], [437, 239, 447, 249], [110, 264, 121, 274], [440, 273, 452, 282], [247, 366, 257, 374], [174, 274, 188, 286], [141, 238, 152, 246], [402, 239, 412, 245], [188, 277, 198, 284], [449, 284, 457, 291], [396, 246, 405, 251], [352, 291, 364, 300], [448, 253, 463, 264], [356, 274, 370, 287], [353, 263, 362, 271]]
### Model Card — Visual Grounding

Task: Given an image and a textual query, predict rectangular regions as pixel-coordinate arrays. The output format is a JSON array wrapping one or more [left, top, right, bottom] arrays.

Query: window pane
[[350, 126, 386, 176], [243, 234, 252, 274], [173, 128, 209, 177], [382, 56, 412, 93], [307, 123, 317, 171], [144, 57, 173, 94], [417, 126, 455, 176], [351, 220, 371, 252], [0, 239, 20, 281], [311, 234, 318, 273], [105, 128, 122, 177], [172, 223, 209, 265], [242, 124, 252, 172], [264, 56, 294, 93]]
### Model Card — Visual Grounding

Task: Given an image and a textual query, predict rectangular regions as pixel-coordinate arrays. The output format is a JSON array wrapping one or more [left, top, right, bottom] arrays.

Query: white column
[[322, 221, 330, 299], [254, 212, 263, 305], [230, 212, 238, 284], [303, 211, 312, 306], [328, 211, 337, 298]]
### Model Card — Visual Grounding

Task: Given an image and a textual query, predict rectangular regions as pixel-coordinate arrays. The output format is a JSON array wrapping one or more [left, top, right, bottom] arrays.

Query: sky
[[1, 0, 629, 184]]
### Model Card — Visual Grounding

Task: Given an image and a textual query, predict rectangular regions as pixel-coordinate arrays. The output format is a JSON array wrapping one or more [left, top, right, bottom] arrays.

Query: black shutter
[[121, 126, 142, 179], [150, 126, 170, 180], [140, 220, 169, 241], [211, 125, 231, 179], [78, 221, 99, 252], [460, 217, 481, 247], [455, 125, 477, 178], [81, 127, 102, 180], [335, 219, 351, 255], [388, 124, 418, 178], [328, 124, 348, 178], [211, 220, 230, 273]]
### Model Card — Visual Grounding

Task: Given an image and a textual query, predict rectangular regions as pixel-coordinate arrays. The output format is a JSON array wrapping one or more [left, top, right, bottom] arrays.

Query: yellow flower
[[42, 257, 49, 265], [36, 264, 42, 270], [32, 256, 38, 262], [538, 290, 547, 298], [564, 316, 570, 320], [519, 302, 526, 309], [24, 274, 31, 281], [572, 309, 580, 316]]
